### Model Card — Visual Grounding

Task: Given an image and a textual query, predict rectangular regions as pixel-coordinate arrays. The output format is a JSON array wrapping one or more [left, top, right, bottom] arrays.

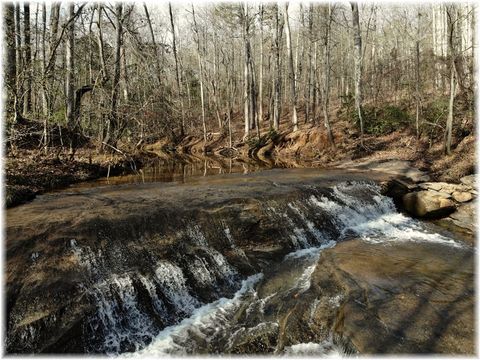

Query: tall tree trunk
[[243, 3, 251, 138], [322, 4, 335, 147], [96, 4, 108, 83], [284, 3, 298, 131], [351, 2, 364, 146], [273, 4, 283, 131], [46, 2, 60, 115], [169, 2, 185, 137], [107, 3, 123, 147], [445, 6, 457, 155], [415, 8, 421, 139], [306, 4, 313, 123], [23, 2, 32, 115], [65, 3, 75, 128], [14, 3, 22, 121], [258, 4, 264, 126], [40, 3, 47, 116], [192, 5, 207, 152], [143, 3, 162, 86], [4, 3, 16, 118], [40, 2, 48, 151], [65, 3, 76, 155]]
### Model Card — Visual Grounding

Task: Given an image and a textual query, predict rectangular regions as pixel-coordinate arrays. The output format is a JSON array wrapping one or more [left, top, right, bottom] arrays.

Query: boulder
[[460, 175, 476, 189], [403, 190, 456, 218], [452, 191, 473, 203]]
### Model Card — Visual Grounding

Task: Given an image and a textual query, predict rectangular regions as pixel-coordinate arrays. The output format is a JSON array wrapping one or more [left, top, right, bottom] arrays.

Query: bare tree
[[284, 3, 298, 131], [444, 5, 456, 155], [272, 4, 284, 131], [143, 3, 162, 86], [322, 4, 335, 147], [4, 3, 16, 118], [258, 5, 264, 127], [415, 8, 421, 139], [23, 2, 32, 114], [192, 5, 207, 152], [65, 3, 75, 129], [169, 3, 185, 137], [351, 2, 364, 146], [106, 3, 123, 147]]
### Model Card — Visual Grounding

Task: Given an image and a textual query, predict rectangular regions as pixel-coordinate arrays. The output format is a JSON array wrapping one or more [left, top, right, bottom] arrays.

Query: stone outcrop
[[401, 175, 476, 227]]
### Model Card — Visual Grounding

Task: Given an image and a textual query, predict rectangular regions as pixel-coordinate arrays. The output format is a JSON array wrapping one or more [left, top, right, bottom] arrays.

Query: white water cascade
[[75, 181, 466, 355]]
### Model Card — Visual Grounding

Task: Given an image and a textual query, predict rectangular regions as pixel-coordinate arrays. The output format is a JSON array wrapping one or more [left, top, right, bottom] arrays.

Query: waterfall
[[68, 181, 465, 354]]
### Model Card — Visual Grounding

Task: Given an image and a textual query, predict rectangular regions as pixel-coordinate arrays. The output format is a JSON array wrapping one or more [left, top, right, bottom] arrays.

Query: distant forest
[[3, 2, 475, 155]]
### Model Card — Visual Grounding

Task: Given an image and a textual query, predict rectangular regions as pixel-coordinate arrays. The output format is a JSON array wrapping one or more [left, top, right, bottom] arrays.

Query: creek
[[5, 166, 474, 355]]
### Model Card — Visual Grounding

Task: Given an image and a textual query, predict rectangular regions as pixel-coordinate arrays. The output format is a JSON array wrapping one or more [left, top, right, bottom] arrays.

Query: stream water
[[66, 180, 468, 356], [65, 155, 316, 189]]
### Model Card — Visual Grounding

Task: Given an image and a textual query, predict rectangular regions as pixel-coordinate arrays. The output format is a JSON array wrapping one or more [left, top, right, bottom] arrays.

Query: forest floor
[[5, 104, 475, 208]]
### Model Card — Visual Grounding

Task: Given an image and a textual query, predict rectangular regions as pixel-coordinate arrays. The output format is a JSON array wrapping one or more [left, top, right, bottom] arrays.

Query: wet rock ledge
[[278, 239, 474, 355]]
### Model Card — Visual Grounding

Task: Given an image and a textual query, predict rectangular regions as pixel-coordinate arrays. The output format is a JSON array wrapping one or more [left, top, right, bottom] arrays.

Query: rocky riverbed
[[5, 168, 475, 355]]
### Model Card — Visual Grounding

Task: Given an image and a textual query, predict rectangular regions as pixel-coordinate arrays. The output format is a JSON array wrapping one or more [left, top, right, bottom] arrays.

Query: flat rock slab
[[311, 239, 474, 354], [419, 182, 471, 194], [338, 159, 430, 183]]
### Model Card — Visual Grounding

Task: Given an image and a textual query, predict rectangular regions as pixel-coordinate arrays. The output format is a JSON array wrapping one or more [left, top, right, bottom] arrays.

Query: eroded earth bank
[[5, 168, 475, 355]]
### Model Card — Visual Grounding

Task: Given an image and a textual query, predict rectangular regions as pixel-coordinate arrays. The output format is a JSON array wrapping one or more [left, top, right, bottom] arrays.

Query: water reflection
[[73, 155, 318, 189]]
